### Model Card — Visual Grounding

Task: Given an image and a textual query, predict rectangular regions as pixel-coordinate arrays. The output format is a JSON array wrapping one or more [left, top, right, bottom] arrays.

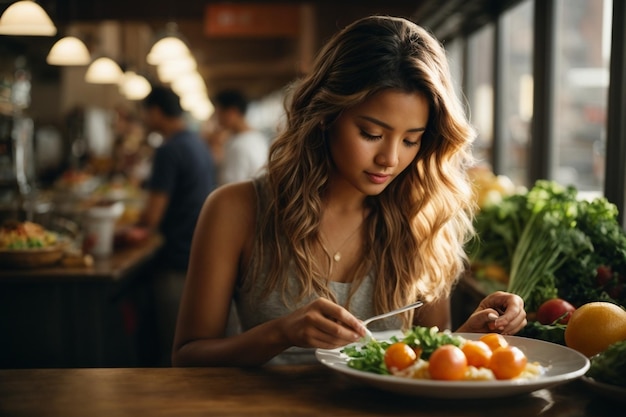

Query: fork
[[360, 300, 424, 341]]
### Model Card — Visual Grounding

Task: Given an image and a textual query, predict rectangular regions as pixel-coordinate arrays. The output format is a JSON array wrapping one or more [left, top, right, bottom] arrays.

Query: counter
[[0, 365, 620, 416], [0, 234, 164, 368]]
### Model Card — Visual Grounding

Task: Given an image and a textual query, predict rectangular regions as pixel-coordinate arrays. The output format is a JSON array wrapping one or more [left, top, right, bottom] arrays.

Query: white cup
[[84, 202, 124, 257]]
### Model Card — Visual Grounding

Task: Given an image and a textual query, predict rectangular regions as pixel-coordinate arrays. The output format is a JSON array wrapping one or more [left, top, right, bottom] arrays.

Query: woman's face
[[327, 89, 429, 196]]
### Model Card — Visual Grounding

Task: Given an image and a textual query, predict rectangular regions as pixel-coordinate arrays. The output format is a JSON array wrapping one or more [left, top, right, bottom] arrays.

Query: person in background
[[172, 16, 526, 367], [200, 115, 231, 182], [213, 89, 269, 185], [138, 85, 217, 365]]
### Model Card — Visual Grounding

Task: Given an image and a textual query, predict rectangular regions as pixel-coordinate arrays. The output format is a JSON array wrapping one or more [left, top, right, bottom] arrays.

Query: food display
[[0, 221, 66, 268], [0, 221, 58, 250], [341, 326, 545, 381], [465, 178, 626, 397]]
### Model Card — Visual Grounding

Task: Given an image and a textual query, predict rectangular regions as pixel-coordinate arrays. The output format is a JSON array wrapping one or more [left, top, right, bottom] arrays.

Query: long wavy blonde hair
[[247, 15, 476, 327]]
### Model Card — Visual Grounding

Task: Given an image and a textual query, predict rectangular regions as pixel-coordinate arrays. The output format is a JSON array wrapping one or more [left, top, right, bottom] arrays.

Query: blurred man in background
[[139, 85, 217, 365], [213, 89, 269, 185]]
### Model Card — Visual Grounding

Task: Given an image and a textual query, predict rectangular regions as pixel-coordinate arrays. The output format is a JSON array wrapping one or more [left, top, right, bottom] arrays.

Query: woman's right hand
[[278, 297, 367, 349]]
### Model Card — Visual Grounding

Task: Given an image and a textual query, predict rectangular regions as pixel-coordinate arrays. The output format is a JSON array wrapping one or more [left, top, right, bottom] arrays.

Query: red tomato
[[461, 340, 492, 368], [384, 342, 417, 371], [488, 346, 528, 380], [536, 298, 576, 325], [428, 345, 468, 381], [479, 333, 508, 351], [596, 265, 613, 287]]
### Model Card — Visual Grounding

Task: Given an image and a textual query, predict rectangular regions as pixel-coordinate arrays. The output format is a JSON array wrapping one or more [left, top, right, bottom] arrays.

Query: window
[[499, 0, 534, 186], [553, 0, 612, 193], [466, 25, 494, 167]]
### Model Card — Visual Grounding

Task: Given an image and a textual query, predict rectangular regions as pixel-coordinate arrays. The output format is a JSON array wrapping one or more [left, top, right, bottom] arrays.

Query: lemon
[[564, 302, 626, 357]]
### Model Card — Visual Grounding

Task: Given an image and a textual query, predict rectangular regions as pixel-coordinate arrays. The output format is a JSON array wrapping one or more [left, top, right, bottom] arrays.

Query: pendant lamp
[[147, 23, 191, 65], [46, 36, 90, 65], [156, 55, 196, 83], [85, 57, 124, 84], [0, 1, 57, 36], [147, 36, 191, 65], [119, 71, 151, 100]]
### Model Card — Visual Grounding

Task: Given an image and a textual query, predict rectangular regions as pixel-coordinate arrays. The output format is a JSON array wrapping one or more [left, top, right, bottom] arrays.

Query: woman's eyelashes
[[359, 129, 382, 141], [359, 129, 421, 147]]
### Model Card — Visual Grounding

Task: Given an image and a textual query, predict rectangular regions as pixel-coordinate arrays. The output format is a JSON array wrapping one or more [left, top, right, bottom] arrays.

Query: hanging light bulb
[[85, 57, 124, 84], [0, 1, 57, 36], [147, 35, 191, 65], [46, 36, 90, 65], [157, 55, 196, 83], [119, 71, 151, 100], [171, 72, 206, 96]]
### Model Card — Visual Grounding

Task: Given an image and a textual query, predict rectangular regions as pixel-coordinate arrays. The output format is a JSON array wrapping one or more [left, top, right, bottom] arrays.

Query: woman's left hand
[[457, 291, 527, 334]]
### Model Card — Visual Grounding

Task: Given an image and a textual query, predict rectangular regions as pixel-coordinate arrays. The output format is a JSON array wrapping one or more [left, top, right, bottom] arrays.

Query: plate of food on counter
[[0, 220, 70, 268], [315, 326, 590, 399]]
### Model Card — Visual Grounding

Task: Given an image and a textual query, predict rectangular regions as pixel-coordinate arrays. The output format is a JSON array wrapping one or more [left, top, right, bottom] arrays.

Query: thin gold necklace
[[320, 219, 365, 263]]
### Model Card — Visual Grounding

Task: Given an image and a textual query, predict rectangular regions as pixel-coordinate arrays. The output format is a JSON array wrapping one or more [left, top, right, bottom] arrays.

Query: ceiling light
[[85, 57, 124, 84], [119, 71, 151, 100], [46, 36, 90, 65], [157, 55, 196, 82], [171, 72, 206, 96], [190, 100, 214, 121], [0, 1, 57, 36], [147, 36, 191, 65]]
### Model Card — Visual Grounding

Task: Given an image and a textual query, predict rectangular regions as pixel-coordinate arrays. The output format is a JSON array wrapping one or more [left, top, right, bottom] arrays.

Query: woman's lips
[[365, 172, 391, 184]]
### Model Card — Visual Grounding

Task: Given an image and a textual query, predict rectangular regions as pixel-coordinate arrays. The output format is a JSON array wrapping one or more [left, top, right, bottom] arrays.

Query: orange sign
[[204, 3, 301, 38]]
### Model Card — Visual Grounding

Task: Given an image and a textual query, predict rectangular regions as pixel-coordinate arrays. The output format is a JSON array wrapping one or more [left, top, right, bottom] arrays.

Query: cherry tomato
[[488, 346, 528, 380], [479, 333, 508, 351], [428, 344, 468, 381], [596, 265, 613, 287], [536, 298, 576, 325], [461, 340, 492, 368], [384, 342, 417, 371]]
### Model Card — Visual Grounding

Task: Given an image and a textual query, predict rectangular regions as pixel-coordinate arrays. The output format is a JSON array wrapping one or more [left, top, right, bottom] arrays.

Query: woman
[[172, 15, 527, 367]]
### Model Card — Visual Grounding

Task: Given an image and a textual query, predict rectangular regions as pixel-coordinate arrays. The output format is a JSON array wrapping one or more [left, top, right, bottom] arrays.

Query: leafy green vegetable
[[341, 339, 395, 374], [467, 180, 626, 312], [517, 321, 566, 345], [587, 340, 626, 387], [401, 326, 462, 360], [340, 326, 463, 374]]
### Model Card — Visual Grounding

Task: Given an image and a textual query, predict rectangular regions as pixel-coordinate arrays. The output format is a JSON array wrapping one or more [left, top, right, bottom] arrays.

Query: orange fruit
[[488, 346, 527, 380], [479, 333, 508, 351], [461, 340, 492, 368], [428, 345, 468, 381], [384, 342, 417, 371], [564, 301, 626, 357]]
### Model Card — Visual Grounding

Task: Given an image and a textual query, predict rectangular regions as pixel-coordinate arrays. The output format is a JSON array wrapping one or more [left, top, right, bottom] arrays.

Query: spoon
[[360, 300, 424, 341]]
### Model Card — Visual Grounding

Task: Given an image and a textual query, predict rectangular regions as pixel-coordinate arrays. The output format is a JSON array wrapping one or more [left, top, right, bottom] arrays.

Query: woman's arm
[[172, 182, 366, 367]]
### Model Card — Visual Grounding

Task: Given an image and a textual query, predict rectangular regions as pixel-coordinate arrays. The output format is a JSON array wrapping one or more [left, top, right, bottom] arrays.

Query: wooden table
[[0, 365, 621, 417], [0, 235, 163, 368]]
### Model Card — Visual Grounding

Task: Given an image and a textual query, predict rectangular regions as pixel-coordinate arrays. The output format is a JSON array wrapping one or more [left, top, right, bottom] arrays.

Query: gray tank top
[[234, 178, 400, 365]]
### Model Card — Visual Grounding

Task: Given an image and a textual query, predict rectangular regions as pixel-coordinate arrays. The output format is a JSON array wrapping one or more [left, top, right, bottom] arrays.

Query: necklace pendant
[[333, 252, 341, 262]]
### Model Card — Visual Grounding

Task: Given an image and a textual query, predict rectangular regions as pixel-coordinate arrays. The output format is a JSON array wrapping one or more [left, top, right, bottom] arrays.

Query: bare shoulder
[[206, 181, 257, 216], [199, 181, 257, 240]]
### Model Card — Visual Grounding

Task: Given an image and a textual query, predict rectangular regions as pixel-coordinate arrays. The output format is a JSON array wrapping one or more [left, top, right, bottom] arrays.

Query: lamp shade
[[0, 1, 57, 36], [171, 72, 206, 96], [147, 36, 190, 65], [119, 71, 151, 100], [85, 57, 124, 84], [46, 36, 90, 65], [156, 55, 196, 82]]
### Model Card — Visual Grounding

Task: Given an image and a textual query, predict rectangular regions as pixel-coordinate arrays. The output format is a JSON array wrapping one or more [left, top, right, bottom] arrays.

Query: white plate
[[315, 330, 590, 399]]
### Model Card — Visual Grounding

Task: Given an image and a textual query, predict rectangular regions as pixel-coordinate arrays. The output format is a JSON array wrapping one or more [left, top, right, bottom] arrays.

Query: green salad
[[340, 326, 462, 375]]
